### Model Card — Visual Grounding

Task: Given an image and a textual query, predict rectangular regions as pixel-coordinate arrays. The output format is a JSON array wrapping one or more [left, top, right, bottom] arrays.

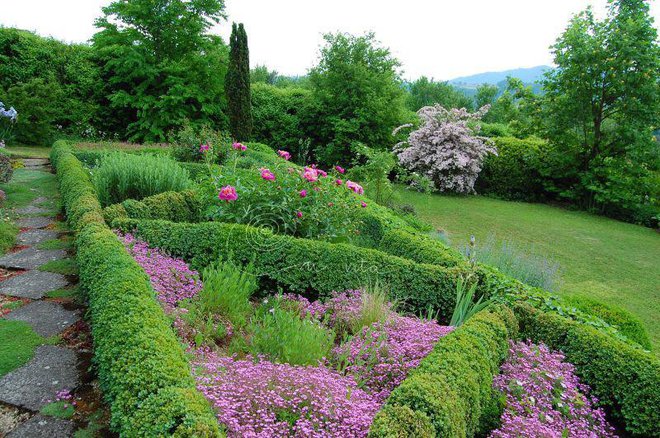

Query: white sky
[[1, 0, 658, 81]]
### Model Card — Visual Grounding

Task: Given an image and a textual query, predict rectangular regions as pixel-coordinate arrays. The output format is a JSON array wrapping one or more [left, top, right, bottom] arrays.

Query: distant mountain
[[449, 65, 551, 88]]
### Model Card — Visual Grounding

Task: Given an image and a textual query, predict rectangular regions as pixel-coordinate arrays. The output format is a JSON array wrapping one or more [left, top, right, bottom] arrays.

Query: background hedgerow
[[92, 152, 192, 207]]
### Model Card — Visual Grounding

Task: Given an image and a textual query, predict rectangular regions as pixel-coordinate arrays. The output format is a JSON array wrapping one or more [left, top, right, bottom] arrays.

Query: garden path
[[0, 160, 83, 436]]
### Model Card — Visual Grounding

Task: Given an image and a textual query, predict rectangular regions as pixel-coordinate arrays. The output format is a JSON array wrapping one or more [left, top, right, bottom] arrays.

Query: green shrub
[[367, 405, 435, 437], [103, 190, 202, 225], [563, 296, 652, 350], [245, 298, 335, 366], [50, 141, 221, 437], [370, 306, 516, 437], [514, 303, 660, 436], [93, 152, 192, 207], [377, 228, 463, 267], [169, 122, 230, 164], [0, 154, 13, 183], [199, 260, 257, 328], [476, 136, 549, 201]]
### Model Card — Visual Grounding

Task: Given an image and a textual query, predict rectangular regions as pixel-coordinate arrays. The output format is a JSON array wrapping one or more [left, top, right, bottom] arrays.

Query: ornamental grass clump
[[199, 259, 257, 328], [491, 340, 614, 438], [94, 152, 191, 206], [193, 352, 379, 437]]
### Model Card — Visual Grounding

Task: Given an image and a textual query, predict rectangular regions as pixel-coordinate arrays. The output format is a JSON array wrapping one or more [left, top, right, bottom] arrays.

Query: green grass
[[45, 285, 81, 300], [0, 320, 44, 377], [40, 401, 75, 419], [3, 145, 51, 159], [39, 258, 78, 276], [37, 238, 72, 251], [395, 186, 660, 350]]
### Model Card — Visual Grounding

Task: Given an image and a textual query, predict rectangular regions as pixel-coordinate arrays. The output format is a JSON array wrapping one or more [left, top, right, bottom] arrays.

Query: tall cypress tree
[[225, 23, 253, 141]]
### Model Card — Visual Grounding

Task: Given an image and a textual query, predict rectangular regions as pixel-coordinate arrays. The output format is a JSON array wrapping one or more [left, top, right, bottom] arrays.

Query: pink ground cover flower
[[232, 142, 247, 151], [260, 168, 276, 181], [278, 150, 291, 160], [194, 352, 379, 437], [218, 185, 238, 202], [491, 340, 614, 438], [117, 233, 202, 310], [345, 180, 364, 195]]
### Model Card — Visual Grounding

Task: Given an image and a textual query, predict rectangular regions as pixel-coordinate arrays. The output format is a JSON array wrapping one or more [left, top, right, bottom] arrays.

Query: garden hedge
[[51, 140, 222, 437], [114, 218, 484, 320], [514, 303, 660, 436], [103, 190, 203, 225], [369, 306, 517, 437]]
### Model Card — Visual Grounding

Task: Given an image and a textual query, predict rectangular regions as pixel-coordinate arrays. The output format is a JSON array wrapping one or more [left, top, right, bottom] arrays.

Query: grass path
[[395, 186, 660, 349]]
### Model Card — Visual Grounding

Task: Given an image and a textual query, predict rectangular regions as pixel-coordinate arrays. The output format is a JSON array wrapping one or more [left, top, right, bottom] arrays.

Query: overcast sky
[[2, 0, 658, 80]]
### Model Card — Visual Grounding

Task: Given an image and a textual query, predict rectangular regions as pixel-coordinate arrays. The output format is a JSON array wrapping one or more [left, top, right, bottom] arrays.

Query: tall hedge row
[[50, 141, 222, 437], [369, 306, 517, 437], [514, 304, 660, 437]]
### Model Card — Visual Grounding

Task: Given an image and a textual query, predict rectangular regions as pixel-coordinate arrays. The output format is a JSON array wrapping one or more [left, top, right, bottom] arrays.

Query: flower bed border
[[51, 140, 222, 437]]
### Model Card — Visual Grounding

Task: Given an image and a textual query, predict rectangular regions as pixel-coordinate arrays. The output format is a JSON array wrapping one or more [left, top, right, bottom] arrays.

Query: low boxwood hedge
[[103, 190, 203, 225], [369, 306, 517, 437], [114, 218, 486, 320], [51, 140, 222, 437], [514, 303, 660, 436]]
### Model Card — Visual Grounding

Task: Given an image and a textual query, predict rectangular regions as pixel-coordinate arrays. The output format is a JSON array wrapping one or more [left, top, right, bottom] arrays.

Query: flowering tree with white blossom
[[394, 104, 496, 194]]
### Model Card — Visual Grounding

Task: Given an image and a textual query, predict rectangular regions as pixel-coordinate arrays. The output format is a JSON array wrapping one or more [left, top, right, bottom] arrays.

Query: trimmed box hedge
[[114, 218, 482, 320], [369, 306, 517, 437], [514, 303, 660, 437], [51, 140, 222, 437]]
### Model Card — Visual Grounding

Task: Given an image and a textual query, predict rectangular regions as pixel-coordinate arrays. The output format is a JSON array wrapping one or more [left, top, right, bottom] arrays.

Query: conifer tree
[[225, 23, 253, 141]]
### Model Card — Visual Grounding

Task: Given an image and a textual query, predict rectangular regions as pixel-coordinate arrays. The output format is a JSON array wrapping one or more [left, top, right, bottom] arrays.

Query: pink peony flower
[[199, 143, 210, 153], [277, 150, 291, 160], [317, 169, 328, 177], [218, 185, 238, 202], [335, 178, 343, 186], [260, 168, 276, 181], [302, 167, 318, 182], [299, 189, 307, 198], [296, 211, 303, 218], [335, 165, 345, 174], [346, 180, 364, 195], [361, 201, 368, 208], [232, 142, 247, 151]]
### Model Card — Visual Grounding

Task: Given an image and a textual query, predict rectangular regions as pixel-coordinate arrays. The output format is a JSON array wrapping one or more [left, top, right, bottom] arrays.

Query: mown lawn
[[395, 186, 660, 350]]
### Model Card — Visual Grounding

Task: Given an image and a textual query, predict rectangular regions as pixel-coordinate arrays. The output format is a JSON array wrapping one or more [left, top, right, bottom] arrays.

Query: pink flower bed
[[118, 232, 202, 310], [194, 352, 379, 437], [491, 340, 614, 438]]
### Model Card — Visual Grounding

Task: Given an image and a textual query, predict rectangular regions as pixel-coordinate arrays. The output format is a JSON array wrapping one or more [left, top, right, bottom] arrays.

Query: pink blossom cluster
[[193, 352, 379, 437], [333, 316, 453, 402], [395, 104, 496, 194], [118, 232, 202, 310], [491, 340, 614, 438], [278, 150, 291, 160]]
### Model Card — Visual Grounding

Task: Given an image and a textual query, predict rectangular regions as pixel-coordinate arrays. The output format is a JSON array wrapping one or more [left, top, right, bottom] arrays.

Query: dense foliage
[[92, 0, 228, 142], [225, 23, 253, 141], [307, 33, 406, 166]]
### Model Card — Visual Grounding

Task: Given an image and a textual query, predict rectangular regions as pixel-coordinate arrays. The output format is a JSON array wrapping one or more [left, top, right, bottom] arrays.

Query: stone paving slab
[[15, 205, 52, 215], [0, 271, 70, 299], [16, 217, 53, 230], [22, 159, 50, 168], [0, 248, 67, 270], [16, 229, 59, 246], [0, 345, 78, 411], [4, 301, 79, 337], [6, 414, 75, 438]]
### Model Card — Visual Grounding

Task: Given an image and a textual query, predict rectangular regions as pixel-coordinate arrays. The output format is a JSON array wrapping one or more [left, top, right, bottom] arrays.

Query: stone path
[[0, 160, 81, 436]]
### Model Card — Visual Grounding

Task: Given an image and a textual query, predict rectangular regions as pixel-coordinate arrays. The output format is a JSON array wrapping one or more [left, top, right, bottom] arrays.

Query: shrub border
[[51, 140, 222, 437]]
